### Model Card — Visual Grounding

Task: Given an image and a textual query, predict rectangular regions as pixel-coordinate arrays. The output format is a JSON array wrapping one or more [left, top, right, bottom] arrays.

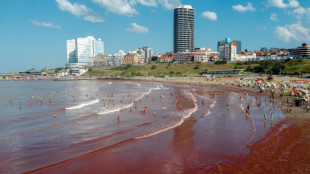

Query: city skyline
[[1, 0, 310, 72]]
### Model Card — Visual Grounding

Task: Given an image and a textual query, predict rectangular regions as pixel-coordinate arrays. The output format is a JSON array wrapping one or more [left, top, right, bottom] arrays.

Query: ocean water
[[0, 80, 285, 173]]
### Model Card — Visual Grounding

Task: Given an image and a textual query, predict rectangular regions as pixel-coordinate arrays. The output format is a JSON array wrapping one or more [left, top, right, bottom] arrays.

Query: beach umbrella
[[284, 90, 289, 94]]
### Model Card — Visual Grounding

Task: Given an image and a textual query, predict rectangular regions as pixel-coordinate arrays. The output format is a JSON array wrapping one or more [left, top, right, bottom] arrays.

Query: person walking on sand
[[306, 105, 310, 112]]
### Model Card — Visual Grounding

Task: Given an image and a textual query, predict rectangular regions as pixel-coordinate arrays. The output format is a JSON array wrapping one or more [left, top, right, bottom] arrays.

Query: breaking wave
[[66, 99, 100, 110]]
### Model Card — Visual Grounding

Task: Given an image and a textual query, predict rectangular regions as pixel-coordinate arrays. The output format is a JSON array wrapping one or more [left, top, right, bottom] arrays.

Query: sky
[[1, 0, 310, 72]]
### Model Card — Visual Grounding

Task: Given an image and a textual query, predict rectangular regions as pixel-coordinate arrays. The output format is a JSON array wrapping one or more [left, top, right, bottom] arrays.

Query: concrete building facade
[[219, 41, 237, 61], [66, 36, 104, 68], [174, 5, 195, 53], [108, 50, 126, 66], [174, 51, 192, 63], [292, 43, 310, 58]]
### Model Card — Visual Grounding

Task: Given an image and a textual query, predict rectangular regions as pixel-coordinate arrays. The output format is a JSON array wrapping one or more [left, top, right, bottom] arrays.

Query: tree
[[193, 64, 199, 69], [151, 65, 157, 70]]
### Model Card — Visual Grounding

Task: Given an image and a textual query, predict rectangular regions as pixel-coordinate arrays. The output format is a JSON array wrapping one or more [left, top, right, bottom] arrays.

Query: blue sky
[[1, 0, 310, 72]]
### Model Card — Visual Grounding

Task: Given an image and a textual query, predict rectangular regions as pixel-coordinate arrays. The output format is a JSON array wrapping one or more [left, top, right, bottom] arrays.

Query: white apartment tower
[[219, 42, 237, 62], [66, 36, 104, 68]]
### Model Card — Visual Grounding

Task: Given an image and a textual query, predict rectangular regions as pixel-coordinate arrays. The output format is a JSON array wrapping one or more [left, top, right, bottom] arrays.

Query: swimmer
[[117, 115, 120, 122], [153, 110, 156, 116], [264, 113, 267, 120], [162, 105, 166, 111]]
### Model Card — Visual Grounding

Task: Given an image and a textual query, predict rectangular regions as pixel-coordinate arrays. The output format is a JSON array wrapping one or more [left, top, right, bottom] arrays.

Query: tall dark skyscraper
[[174, 5, 195, 53]]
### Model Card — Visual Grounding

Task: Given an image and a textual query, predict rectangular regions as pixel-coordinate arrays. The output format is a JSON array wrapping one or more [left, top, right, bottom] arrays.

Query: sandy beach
[[19, 76, 310, 174]]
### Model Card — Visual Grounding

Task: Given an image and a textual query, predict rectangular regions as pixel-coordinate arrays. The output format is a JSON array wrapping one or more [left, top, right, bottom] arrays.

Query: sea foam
[[135, 89, 198, 139], [66, 99, 99, 110]]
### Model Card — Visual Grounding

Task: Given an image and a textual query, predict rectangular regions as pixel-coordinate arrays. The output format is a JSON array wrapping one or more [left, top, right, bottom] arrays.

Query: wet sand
[[24, 78, 310, 174]]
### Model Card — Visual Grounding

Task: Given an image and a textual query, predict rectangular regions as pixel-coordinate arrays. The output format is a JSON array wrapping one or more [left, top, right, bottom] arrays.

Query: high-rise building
[[219, 41, 237, 61], [217, 38, 241, 54], [233, 40, 242, 54], [217, 40, 225, 52], [141, 47, 153, 63], [66, 36, 104, 68], [174, 5, 195, 53]]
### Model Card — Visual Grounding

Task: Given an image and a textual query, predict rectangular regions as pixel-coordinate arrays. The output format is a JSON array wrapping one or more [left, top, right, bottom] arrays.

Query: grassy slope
[[283, 59, 310, 75], [83, 59, 310, 77], [85, 63, 235, 77]]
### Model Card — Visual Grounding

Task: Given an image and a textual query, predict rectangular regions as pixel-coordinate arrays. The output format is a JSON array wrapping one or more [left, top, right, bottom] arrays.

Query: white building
[[108, 50, 126, 66], [194, 49, 216, 62], [70, 68, 88, 76], [66, 36, 104, 68], [140, 47, 153, 63], [219, 41, 237, 61], [236, 52, 257, 61], [57, 69, 69, 76]]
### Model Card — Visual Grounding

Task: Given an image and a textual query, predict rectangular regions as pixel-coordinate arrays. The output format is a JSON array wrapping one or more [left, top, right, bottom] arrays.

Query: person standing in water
[[162, 105, 166, 111]]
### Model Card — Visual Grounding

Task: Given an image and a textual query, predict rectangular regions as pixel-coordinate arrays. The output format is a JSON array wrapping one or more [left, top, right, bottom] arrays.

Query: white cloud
[[268, 0, 299, 8], [55, 0, 89, 16], [275, 23, 310, 42], [270, 13, 278, 21], [232, 2, 255, 12], [92, 0, 138, 16], [201, 11, 217, 21], [126, 23, 149, 33], [30, 20, 61, 29], [137, 0, 157, 7], [158, 0, 181, 10], [83, 15, 104, 23], [292, 7, 310, 20], [56, 0, 104, 23]]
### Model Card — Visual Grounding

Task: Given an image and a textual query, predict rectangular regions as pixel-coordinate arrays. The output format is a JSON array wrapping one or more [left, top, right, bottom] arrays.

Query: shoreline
[[22, 77, 310, 173]]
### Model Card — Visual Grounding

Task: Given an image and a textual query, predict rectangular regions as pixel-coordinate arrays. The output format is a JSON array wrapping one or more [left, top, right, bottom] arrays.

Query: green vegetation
[[237, 59, 310, 75], [214, 61, 227, 65], [84, 62, 235, 77], [82, 59, 310, 77], [151, 65, 157, 70]]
